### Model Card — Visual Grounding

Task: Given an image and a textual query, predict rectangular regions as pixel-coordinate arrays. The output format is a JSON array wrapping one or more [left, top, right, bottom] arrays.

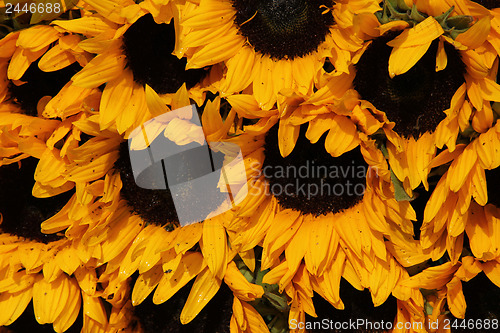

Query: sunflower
[[352, 0, 500, 197], [0, 154, 121, 332], [63, 0, 220, 137], [35, 83, 269, 331], [178, 0, 381, 110], [216, 99, 436, 330]]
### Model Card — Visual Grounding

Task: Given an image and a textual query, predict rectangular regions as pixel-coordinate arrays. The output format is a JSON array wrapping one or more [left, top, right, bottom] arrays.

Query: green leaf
[[390, 170, 413, 201]]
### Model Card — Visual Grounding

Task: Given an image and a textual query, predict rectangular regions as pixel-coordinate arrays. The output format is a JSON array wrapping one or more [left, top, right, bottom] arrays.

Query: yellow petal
[[52, 17, 117, 36], [378, 20, 410, 36], [479, 77, 500, 101], [305, 115, 333, 144], [180, 267, 222, 324], [74, 267, 97, 296], [238, 249, 255, 272], [402, 262, 458, 289], [387, 17, 444, 77], [145, 83, 168, 117], [65, 151, 119, 183], [153, 252, 206, 304], [388, 42, 433, 78], [387, 17, 444, 48], [99, 212, 143, 264], [446, 145, 477, 192], [436, 38, 447, 71], [71, 52, 125, 88], [83, 0, 127, 24], [224, 261, 264, 302], [173, 222, 203, 255], [82, 293, 107, 326], [52, 283, 81, 333], [17, 25, 60, 51], [182, 2, 234, 29], [226, 94, 273, 119], [131, 265, 163, 306], [325, 115, 360, 157], [278, 117, 300, 157], [8, 47, 46, 80], [482, 260, 500, 288], [201, 216, 228, 279], [446, 277, 466, 319], [474, 126, 500, 169], [455, 16, 491, 49], [304, 215, 336, 275], [186, 31, 245, 69], [33, 275, 78, 325], [470, 163, 488, 206], [55, 247, 81, 276], [0, 31, 20, 58], [291, 54, 315, 95], [138, 228, 172, 274], [253, 55, 277, 110], [38, 43, 76, 72], [0, 289, 33, 326]]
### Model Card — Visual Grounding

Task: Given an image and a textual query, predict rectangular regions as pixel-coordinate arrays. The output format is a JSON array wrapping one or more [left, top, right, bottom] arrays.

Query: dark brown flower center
[[263, 124, 368, 215], [8, 60, 80, 117], [115, 139, 226, 226], [471, 0, 498, 9], [0, 158, 73, 243], [232, 0, 334, 60], [354, 32, 465, 138], [122, 14, 209, 94]]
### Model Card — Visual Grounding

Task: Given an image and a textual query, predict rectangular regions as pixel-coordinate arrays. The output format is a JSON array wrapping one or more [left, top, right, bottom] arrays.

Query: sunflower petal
[[455, 16, 490, 49], [180, 267, 222, 324], [131, 265, 163, 306], [278, 117, 300, 157], [33, 275, 77, 325], [201, 216, 228, 279], [71, 52, 125, 88], [153, 252, 206, 304], [446, 277, 466, 319], [224, 261, 264, 301], [482, 260, 500, 288], [0, 289, 33, 326], [325, 115, 360, 157]]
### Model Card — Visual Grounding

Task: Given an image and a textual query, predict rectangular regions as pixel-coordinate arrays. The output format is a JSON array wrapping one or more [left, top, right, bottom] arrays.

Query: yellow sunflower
[[215, 100, 434, 330], [0, 155, 118, 332], [178, 0, 380, 110], [352, 0, 500, 197], [36, 83, 269, 330], [64, 0, 220, 136]]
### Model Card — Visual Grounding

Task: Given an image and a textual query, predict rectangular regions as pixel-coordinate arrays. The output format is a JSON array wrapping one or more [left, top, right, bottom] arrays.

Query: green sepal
[[409, 5, 427, 23], [394, 0, 411, 11], [446, 14, 473, 31], [434, 6, 454, 27], [263, 291, 290, 313]]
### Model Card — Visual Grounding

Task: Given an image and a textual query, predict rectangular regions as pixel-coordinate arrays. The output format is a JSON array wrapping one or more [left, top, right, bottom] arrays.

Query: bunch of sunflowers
[[0, 0, 500, 332]]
